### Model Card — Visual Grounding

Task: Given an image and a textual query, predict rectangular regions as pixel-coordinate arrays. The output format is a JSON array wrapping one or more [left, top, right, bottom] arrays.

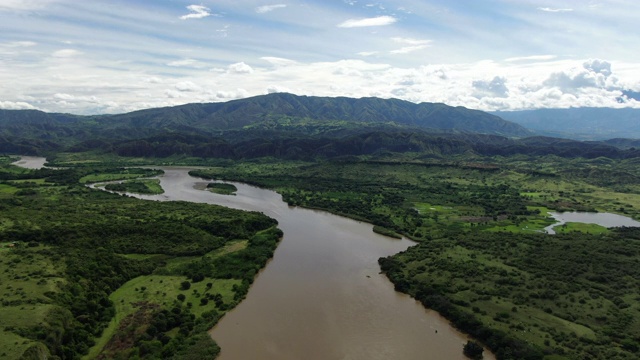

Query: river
[[544, 211, 640, 234], [11, 155, 47, 169], [16, 158, 493, 360]]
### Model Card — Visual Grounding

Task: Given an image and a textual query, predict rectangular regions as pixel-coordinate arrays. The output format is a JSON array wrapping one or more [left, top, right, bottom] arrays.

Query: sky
[[1, 0, 639, 115]]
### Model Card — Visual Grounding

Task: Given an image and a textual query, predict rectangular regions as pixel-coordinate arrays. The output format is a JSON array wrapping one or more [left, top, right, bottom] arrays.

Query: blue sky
[[1, 0, 639, 114]]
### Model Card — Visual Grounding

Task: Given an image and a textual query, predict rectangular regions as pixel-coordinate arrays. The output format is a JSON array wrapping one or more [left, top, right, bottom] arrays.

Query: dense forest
[[191, 154, 640, 360], [0, 156, 280, 359]]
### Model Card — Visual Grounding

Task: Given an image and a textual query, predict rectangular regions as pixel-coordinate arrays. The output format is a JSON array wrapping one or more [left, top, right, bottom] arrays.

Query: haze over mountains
[[494, 108, 640, 140], [0, 93, 638, 160]]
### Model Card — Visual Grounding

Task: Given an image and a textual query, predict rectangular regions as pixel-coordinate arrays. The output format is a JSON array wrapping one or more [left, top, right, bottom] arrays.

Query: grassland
[[0, 161, 280, 360]]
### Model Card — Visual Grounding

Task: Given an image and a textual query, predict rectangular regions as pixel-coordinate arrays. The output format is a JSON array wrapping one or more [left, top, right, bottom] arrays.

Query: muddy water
[[134, 168, 492, 360], [11, 156, 47, 169], [544, 211, 640, 234], [17, 159, 493, 360]]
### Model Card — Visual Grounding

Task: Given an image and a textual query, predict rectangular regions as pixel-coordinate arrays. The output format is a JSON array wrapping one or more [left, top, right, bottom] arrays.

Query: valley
[[1, 94, 640, 360]]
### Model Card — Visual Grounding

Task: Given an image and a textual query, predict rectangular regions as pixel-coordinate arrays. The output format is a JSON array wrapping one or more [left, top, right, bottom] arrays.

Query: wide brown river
[[16, 158, 493, 360]]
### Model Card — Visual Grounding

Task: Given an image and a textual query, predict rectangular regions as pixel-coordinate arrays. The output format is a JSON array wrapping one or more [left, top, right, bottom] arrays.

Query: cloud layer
[[0, 0, 638, 115]]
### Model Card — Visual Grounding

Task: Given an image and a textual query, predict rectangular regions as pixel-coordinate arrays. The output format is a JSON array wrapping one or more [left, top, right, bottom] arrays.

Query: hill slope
[[104, 93, 532, 136], [494, 108, 640, 140]]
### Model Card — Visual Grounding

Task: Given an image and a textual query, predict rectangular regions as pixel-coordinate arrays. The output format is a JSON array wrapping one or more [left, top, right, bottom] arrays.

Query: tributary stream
[[15, 159, 493, 360]]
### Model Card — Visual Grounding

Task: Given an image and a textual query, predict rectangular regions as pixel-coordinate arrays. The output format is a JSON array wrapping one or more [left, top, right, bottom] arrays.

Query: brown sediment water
[[17, 159, 494, 360], [136, 168, 494, 360]]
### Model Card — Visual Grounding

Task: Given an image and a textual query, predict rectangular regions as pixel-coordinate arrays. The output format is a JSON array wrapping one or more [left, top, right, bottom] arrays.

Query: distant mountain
[[493, 108, 640, 140], [105, 93, 532, 137], [4, 94, 639, 160]]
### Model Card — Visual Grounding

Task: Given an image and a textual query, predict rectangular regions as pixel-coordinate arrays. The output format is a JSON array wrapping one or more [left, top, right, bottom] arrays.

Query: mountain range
[[0, 93, 638, 160], [494, 108, 640, 140]]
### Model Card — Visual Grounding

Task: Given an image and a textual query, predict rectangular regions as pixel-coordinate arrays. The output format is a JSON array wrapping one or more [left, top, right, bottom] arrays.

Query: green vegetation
[[206, 182, 237, 195], [104, 179, 164, 194], [4, 98, 640, 360], [380, 228, 640, 360], [0, 160, 280, 359], [190, 154, 640, 359]]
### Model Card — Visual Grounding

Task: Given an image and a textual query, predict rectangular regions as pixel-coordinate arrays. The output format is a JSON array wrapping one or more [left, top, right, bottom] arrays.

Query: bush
[[463, 340, 484, 359]]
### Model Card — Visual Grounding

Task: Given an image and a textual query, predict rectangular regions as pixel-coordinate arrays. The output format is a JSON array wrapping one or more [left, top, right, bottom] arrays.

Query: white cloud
[[358, 51, 378, 57], [261, 57, 297, 66], [215, 88, 249, 100], [266, 85, 291, 94], [390, 45, 429, 54], [505, 55, 557, 62], [337, 16, 397, 28], [0, 0, 55, 11], [473, 76, 509, 98], [543, 59, 616, 91], [390, 38, 431, 54], [53, 93, 99, 103], [5, 41, 37, 47], [167, 58, 208, 68], [180, 5, 212, 20], [256, 4, 287, 14], [175, 81, 200, 92], [0, 100, 36, 110], [52, 49, 81, 58], [392, 37, 430, 46], [165, 89, 186, 98], [538, 7, 573, 13], [227, 62, 254, 74]]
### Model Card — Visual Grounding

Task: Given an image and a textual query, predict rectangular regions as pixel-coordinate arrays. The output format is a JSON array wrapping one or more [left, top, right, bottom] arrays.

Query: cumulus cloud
[[175, 81, 200, 92], [180, 5, 212, 20], [227, 62, 254, 74], [52, 49, 81, 58], [266, 85, 291, 94], [538, 7, 573, 13], [544, 59, 615, 91], [357, 51, 378, 57], [215, 88, 249, 100], [337, 16, 397, 28], [256, 4, 287, 13], [472, 76, 509, 98], [165, 89, 186, 98], [0, 100, 36, 110]]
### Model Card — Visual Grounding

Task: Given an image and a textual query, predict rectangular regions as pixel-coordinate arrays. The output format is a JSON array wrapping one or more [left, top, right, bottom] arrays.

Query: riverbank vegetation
[[206, 182, 237, 195], [104, 179, 164, 194], [190, 154, 640, 360], [0, 157, 280, 359], [4, 148, 640, 359]]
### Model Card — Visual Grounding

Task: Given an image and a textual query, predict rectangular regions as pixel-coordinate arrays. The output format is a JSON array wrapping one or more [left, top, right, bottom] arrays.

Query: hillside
[[3, 94, 640, 161], [106, 93, 533, 137], [494, 108, 640, 140]]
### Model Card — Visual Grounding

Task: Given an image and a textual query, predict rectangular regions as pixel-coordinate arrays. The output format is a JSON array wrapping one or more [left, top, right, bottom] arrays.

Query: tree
[[177, 294, 186, 302], [180, 281, 191, 290], [463, 340, 484, 359]]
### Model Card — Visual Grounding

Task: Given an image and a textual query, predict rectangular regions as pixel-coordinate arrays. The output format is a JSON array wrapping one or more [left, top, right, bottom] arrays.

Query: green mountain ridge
[[2, 93, 639, 160]]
